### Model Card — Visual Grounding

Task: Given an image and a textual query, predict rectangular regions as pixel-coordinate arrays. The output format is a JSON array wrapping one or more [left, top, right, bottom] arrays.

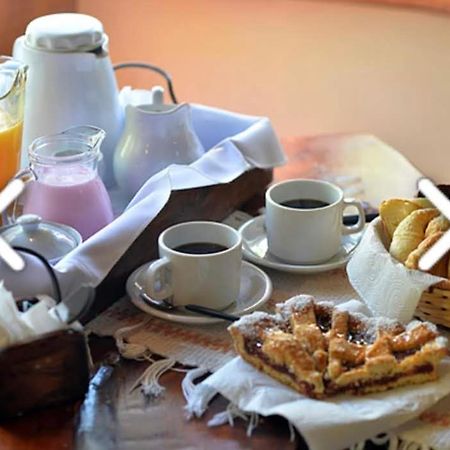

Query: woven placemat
[[87, 266, 357, 371]]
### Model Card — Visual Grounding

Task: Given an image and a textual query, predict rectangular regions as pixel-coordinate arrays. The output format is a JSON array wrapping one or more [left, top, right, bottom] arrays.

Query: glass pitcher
[[0, 56, 27, 190], [18, 126, 114, 240]]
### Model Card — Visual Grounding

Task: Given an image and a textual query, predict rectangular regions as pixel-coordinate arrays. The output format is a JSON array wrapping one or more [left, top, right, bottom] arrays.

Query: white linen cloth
[[0, 104, 285, 301], [186, 300, 450, 450], [347, 218, 443, 323]]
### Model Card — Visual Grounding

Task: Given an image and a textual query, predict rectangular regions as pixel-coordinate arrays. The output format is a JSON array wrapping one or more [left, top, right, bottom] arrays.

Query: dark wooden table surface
[[0, 135, 418, 450], [0, 338, 300, 450]]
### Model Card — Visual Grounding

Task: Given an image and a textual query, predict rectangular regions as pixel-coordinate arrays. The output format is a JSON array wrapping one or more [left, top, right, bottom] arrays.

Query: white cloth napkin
[[186, 300, 450, 450], [347, 218, 443, 323], [0, 104, 286, 301]]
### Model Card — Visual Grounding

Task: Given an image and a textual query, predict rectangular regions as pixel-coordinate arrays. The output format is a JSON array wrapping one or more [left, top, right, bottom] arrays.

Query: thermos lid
[[0, 215, 82, 264], [25, 13, 105, 52]]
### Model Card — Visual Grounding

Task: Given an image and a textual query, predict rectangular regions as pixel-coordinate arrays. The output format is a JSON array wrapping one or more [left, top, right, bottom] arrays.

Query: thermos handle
[[113, 61, 178, 104]]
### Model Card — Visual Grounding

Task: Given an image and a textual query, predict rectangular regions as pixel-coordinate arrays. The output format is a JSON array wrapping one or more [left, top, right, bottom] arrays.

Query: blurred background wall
[[1, 0, 450, 179]]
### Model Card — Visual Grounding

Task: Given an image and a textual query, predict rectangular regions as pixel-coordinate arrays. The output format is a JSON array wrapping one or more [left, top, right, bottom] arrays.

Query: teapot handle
[[113, 61, 178, 104]]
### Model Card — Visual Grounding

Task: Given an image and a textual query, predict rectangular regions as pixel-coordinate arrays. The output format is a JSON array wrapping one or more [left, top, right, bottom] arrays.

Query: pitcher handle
[[2, 168, 36, 225], [113, 61, 178, 104]]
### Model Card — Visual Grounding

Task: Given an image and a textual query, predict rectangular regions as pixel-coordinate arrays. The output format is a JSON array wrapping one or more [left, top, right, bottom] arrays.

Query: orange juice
[[0, 120, 23, 190]]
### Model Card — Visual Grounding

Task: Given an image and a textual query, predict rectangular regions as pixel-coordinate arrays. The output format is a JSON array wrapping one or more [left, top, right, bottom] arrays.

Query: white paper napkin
[[347, 218, 443, 323], [0, 283, 70, 348]]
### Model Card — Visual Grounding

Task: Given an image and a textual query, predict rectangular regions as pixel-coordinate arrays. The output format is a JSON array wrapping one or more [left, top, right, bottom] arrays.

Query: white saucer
[[238, 215, 362, 274], [126, 260, 273, 325]]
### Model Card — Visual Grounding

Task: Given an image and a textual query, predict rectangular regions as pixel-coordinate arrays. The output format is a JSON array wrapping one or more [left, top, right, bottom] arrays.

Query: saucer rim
[[238, 215, 362, 274], [126, 259, 273, 325]]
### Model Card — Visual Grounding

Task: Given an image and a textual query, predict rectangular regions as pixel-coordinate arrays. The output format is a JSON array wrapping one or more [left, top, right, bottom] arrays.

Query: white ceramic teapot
[[12, 13, 177, 189], [113, 87, 204, 199]]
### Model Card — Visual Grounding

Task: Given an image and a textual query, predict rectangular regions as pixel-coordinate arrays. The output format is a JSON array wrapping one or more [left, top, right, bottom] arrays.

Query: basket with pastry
[[379, 191, 450, 327]]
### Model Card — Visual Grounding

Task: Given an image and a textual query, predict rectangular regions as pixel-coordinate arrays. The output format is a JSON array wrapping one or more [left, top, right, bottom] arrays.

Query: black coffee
[[173, 242, 228, 255], [280, 198, 329, 209]]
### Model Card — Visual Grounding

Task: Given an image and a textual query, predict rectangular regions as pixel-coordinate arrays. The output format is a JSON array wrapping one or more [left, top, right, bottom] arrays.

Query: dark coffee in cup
[[280, 198, 329, 209], [265, 179, 366, 264], [173, 242, 228, 255], [145, 221, 242, 308]]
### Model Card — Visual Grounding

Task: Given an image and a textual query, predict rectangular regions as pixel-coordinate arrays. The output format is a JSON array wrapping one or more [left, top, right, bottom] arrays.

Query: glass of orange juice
[[0, 56, 27, 191]]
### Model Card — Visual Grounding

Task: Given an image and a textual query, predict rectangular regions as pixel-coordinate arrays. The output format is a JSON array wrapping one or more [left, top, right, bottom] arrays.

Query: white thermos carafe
[[13, 13, 123, 188]]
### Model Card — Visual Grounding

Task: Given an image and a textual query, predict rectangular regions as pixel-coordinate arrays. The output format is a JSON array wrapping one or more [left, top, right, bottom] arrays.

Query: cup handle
[[145, 257, 173, 301], [341, 199, 366, 235]]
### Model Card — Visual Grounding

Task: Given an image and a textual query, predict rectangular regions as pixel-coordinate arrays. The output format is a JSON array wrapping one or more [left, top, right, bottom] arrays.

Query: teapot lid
[[25, 13, 105, 52], [0, 215, 82, 264]]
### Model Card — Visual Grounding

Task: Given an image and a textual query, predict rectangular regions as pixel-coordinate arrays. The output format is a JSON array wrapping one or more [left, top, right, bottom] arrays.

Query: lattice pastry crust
[[228, 295, 448, 398]]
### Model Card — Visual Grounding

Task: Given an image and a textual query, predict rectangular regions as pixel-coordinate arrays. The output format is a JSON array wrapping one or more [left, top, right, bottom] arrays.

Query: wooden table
[[0, 134, 423, 450]]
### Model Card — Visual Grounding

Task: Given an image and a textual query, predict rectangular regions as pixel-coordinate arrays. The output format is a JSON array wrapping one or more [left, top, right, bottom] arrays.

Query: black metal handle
[[12, 246, 62, 304], [113, 61, 178, 104], [11, 246, 94, 324]]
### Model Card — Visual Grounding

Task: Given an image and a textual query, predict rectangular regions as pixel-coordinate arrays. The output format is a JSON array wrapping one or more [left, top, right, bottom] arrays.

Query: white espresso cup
[[265, 179, 365, 264], [144, 221, 242, 309]]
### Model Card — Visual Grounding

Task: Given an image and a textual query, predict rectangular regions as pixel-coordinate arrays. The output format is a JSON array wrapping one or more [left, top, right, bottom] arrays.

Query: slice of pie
[[228, 295, 448, 399]]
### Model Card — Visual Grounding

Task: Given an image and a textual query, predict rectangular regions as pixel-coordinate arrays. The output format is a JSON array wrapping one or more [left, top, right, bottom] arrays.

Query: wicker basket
[[413, 186, 450, 328], [416, 287, 450, 329], [371, 213, 450, 330]]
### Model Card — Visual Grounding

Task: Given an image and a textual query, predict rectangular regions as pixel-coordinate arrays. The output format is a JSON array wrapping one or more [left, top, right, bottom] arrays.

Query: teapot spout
[[62, 125, 106, 149]]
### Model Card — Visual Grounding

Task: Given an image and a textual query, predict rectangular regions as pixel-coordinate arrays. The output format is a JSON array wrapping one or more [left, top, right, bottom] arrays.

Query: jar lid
[[0, 215, 82, 263], [25, 13, 105, 52]]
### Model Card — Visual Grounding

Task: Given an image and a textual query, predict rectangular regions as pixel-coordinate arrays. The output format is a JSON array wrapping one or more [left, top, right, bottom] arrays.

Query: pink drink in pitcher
[[23, 166, 113, 240], [19, 126, 114, 240]]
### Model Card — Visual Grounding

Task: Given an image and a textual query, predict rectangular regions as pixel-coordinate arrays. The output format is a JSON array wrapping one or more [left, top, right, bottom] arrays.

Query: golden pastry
[[404, 232, 444, 272], [389, 208, 439, 263], [425, 215, 450, 238], [411, 198, 434, 209], [229, 296, 448, 399], [379, 199, 421, 239], [379, 196, 450, 287], [404, 232, 450, 288]]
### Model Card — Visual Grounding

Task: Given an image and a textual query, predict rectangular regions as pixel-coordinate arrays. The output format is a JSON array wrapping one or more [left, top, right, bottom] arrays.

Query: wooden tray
[[0, 168, 272, 419]]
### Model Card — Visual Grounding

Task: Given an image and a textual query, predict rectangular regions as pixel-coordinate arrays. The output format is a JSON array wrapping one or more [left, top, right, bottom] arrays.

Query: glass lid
[[0, 214, 82, 263]]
